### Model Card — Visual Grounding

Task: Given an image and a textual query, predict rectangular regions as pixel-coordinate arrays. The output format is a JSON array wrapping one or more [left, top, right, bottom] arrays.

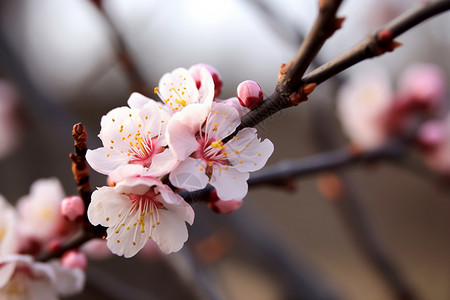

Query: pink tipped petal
[[210, 167, 249, 200], [169, 158, 209, 192]]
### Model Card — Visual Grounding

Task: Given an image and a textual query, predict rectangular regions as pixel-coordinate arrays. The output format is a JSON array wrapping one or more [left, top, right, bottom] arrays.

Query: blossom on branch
[[155, 67, 215, 114], [337, 68, 393, 150], [16, 178, 72, 245], [87, 177, 194, 258], [167, 102, 274, 200], [86, 93, 177, 178], [0, 255, 84, 300]]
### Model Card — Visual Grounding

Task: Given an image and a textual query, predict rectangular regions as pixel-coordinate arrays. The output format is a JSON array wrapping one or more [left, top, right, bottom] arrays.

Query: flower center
[[194, 137, 228, 171], [128, 135, 163, 168]]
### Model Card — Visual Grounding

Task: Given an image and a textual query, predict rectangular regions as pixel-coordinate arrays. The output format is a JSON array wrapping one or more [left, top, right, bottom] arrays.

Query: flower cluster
[[86, 64, 274, 258], [0, 179, 85, 299], [337, 63, 450, 175]]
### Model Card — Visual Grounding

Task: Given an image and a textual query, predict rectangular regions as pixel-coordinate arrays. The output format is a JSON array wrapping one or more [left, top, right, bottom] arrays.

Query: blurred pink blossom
[[208, 189, 243, 214], [337, 68, 393, 149], [60, 196, 85, 222], [61, 250, 87, 270], [17, 178, 72, 244], [397, 63, 446, 110]]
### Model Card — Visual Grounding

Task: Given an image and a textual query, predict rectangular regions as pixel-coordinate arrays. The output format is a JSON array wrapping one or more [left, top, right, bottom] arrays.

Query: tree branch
[[182, 138, 408, 204], [302, 0, 450, 85], [226, 0, 450, 138]]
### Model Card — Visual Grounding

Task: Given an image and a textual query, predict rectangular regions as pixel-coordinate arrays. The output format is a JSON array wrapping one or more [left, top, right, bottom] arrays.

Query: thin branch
[[280, 0, 343, 93], [182, 138, 408, 204], [37, 123, 106, 262], [69, 123, 92, 215], [248, 139, 406, 188], [227, 0, 450, 137], [302, 0, 450, 85]]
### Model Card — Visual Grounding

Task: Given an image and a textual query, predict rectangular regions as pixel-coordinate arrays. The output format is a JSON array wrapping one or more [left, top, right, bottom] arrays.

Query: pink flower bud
[[236, 80, 263, 109], [61, 250, 88, 270], [398, 63, 446, 110], [60, 196, 85, 221], [189, 63, 223, 98], [417, 120, 445, 151], [208, 190, 243, 214]]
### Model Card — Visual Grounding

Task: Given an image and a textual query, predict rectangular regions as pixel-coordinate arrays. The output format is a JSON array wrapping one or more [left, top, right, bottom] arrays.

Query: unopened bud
[[417, 120, 445, 151], [189, 63, 223, 98], [61, 250, 88, 270], [60, 196, 85, 222], [208, 190, 243, 214], [237, 80, 264, 109]]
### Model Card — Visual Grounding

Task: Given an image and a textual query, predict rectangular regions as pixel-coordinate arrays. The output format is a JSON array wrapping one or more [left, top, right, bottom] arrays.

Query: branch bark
[[229, 0, 450, 136]]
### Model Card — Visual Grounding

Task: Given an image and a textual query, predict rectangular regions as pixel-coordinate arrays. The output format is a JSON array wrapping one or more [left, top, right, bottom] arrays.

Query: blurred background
[[0, 0, 449, 299]]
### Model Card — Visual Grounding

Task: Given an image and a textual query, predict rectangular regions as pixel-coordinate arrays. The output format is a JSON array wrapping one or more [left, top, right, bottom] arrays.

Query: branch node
[[278, 62, 291, 80], [334, 17, 346, 31], [289, 83, 317, 105]]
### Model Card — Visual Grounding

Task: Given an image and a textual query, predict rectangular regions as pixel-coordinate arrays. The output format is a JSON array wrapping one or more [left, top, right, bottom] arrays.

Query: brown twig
[[181, 137, 408, 204], [222, 0, 343, 142], [302, 0, 450, 85], [38, 123, 106, 262], [69, 123, 92, 215], [226, 0, 450, 138]]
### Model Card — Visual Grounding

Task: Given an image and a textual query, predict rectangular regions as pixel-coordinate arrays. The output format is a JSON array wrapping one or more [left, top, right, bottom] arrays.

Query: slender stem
[[232, 0, 450, 135], [69, 123, 92, 216], [223, 0, 343, 141], [303, 0, 450, 85], [38, 123, 106, 262], [182, 138, 408, 204], [280, 0, 343, 93]]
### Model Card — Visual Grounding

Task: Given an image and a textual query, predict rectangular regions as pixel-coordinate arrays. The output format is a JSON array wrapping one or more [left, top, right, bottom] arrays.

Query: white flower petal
[[87, 186, 129, 227], [198, 67, 215, 107], [210, 167, 249, 200], [205, 103, 241, 141], [127, 92, 153, 109], [86, 148, 128, 175], [166, 103, 209, 159], [147, 148, 178, 176], [225, 128, 274, 172], [169, 158, 209, 192], [157, 187, 195, 225], [159, 68, 199, 112], [151, 210, 189, 254]]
